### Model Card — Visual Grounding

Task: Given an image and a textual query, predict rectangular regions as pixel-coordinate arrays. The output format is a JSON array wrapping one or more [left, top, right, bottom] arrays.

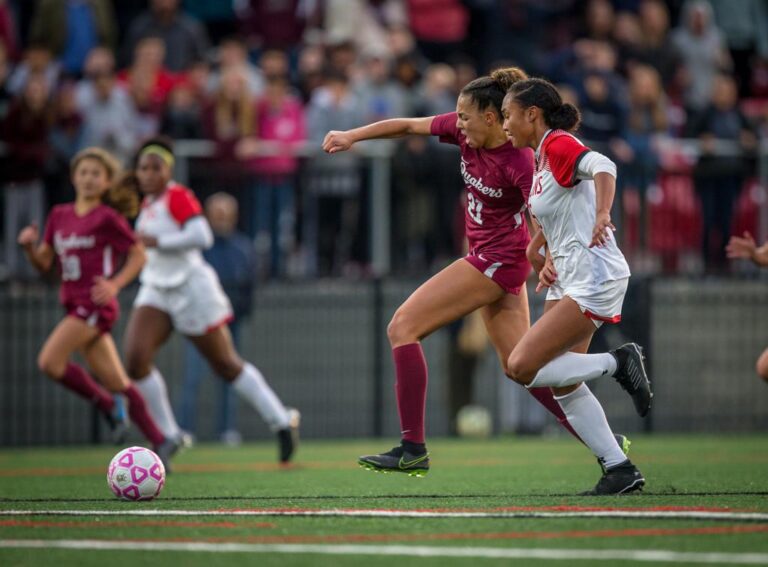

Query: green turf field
[[1, 435, 767, 566]]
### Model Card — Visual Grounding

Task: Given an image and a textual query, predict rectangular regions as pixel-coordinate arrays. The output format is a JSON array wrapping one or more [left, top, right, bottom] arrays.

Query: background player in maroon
[[17, 147, 176, 466], [323, 67, 624, 475]]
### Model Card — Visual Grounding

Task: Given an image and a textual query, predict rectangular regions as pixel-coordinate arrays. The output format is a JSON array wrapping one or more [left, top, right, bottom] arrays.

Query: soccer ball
[[107, 447, 165, 501], [456, 405, 493, 439]]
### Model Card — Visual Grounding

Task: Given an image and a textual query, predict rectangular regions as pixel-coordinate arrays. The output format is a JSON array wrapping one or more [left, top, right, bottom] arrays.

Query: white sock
[[555, 383, 626, 468], [527, 352, 617, 388], [232, 363, 290, 431], [135, 368, 182, 440]]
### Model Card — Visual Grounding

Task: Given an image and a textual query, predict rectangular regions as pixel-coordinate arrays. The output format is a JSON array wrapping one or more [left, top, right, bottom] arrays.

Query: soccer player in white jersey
[[501, 78, 653, 495], [122, 138, 299, 464]]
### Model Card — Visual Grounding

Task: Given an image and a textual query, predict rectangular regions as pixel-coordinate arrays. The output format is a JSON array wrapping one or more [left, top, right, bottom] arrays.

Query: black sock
[[401, 440, 426, 455]]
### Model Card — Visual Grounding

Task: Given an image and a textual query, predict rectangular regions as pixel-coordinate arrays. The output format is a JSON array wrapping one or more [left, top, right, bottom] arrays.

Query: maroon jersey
[[43, 204, 137, 304], [431, 112, 534, 263]]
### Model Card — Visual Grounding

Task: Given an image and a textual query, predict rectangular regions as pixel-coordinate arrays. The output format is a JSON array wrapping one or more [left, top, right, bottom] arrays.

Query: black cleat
[[583, 459, 645, 495], [153, 437, 180, 474], [611, 343, 653, 417], [277, 408, 301, 463], [358, 445, 430, 477]]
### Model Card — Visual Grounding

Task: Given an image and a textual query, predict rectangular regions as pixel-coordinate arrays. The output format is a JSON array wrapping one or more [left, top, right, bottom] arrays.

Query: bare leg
[[123, 306, 180, 439], [188, 326, 291, 431]]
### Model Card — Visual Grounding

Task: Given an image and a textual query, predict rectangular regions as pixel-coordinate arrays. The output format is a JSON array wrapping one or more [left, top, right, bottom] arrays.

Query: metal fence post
[[372, 277, 385, 437]]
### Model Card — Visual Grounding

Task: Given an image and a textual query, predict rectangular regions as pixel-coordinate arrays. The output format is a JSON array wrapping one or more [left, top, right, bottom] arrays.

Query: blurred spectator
[[118, 37, 177, 108], [204, 66, 254, 157], [581, 0, 616, 41], [671, 0, 732, 112], [0, 0, 18, 62], [406, 0, 469, 62], [612, 10, 644, 75], [687, 74, 757, 272], [208, 36, 264, 97], [1, 73, 51, 279], [0, 41, 11, 121], [29, 0, 116, 76], [624, 65, 669, 250], [708, 0, 768, 98], [414, 62, 455, 116], [635, 0, 681, 88], [160, 81, 204, 139], [237, 62, 306, 278], [305, 71, 367, 275], [178, 192, 256, 445], [354, 47, 410, 123], [183, 0, 237, 45], [123, 0, 210, 72], [7, 44, 59, 95], [295, 43, 325, 102], [48, 80, 84, 206], [577, 71, 630, 158], [236, 0, 306, 53], [322, 0, 406, 55], [75, 47, 140, 164]]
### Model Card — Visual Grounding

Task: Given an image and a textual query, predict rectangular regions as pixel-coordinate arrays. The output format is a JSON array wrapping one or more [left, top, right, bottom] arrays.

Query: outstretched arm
[[322, 117, 435, 154]]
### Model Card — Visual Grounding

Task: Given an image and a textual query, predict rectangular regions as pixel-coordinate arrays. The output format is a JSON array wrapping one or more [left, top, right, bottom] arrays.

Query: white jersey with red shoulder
[[430, 112, 533, 263], [136, 181, 205, 288], [529, 129, 630, 292]]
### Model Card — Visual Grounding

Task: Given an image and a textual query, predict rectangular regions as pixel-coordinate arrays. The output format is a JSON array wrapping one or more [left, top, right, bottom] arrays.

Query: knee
[[210, 355, 243, 382], [505, 352, 536, 386], [37, 353, 65, 379], [387, 309, 418, 347], [124, 351, 150, 381]]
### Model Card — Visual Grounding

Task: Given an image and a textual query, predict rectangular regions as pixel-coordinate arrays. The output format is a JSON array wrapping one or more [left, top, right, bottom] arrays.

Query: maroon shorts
[[64, 298, 119, 335], [464, 253, 531, 295]]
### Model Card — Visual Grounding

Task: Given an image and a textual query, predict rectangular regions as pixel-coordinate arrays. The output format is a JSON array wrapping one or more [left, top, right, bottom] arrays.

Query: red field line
[[0, 520, 275, 529], [82, 524, 768, 545]]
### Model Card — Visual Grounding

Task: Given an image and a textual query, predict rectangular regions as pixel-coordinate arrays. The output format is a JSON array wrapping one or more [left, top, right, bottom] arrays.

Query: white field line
[[2, 509, 768, 522], [1, 539, 768, 564]]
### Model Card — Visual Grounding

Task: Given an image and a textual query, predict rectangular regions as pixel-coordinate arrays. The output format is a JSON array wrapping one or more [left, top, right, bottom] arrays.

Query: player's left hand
[[138, 233, 158, 248], [590, 211, 615, 248], [91, 277, 118, 305]]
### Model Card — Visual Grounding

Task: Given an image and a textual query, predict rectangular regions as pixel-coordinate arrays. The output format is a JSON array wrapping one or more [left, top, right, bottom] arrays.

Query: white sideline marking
[[2, 509, 768, 522], [1, 539, 768, 564]]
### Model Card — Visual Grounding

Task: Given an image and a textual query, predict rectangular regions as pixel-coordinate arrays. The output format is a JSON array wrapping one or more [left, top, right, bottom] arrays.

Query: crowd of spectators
[[1, 0, 767, 279]]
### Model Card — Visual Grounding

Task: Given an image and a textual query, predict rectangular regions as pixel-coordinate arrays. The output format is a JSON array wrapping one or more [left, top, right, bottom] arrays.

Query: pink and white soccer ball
[[107, 447, 165, 501]]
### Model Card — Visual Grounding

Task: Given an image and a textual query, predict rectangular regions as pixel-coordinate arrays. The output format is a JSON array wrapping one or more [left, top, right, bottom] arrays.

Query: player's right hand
[[535, 256, 557, 293], [322, 131, 354, 154], [726, 231, 757, 260], [17, 223, 39, 246]]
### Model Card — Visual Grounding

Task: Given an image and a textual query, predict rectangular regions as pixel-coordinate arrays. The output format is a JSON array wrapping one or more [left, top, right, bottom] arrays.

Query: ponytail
[[509, 78, 581, 132], [461, 66, 528, 118]]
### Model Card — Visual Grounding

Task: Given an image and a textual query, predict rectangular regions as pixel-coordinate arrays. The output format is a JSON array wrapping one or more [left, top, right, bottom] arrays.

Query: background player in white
[[501, 78, 652, 495], [122, 138, 299, 463], [726, 231, 768, 383]]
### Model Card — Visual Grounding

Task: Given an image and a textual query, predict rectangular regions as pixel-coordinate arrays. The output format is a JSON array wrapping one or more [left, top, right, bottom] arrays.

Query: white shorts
[[545, 278, 629, 328], [134, 264, 234, 336]]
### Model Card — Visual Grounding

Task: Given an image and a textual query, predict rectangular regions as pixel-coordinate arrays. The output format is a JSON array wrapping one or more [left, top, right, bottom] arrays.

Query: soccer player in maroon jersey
[[501, 78, 650, 494], [727, 231, 768, 382], [323, 68, 628, 477], [17, 147, 177, 467]]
